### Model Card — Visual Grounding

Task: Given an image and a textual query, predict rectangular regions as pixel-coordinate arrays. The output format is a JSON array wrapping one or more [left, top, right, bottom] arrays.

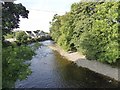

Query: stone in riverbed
[[68, 51, 73, 53]]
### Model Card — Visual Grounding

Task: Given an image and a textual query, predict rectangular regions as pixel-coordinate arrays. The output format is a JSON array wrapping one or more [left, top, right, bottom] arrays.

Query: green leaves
[[2, 46, 35, 88], [16, 31, 29, 43], [50, 14, 62, 42], [2, 2, 33, 88], [2, 2, 29, 35], [50, 1, 119, 64]]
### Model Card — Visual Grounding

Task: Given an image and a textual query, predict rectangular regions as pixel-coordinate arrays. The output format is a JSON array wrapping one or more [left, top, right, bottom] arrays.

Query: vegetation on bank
[[15, 31, 51, 43], [4, 32, 15, 39], [50, 1, 120, 64], [4, 31, 51, 45], [2, 33, 45, 88], [2, 2, 41, 88], [2, 1, 50, 88], [2, 45, 35, 88]]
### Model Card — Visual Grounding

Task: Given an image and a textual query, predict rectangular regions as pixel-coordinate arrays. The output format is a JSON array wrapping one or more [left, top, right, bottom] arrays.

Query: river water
[[15, 40, 118, 88]]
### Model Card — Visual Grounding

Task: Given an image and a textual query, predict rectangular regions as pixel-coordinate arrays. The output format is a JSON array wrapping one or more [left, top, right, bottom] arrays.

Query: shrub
[[2, 45, 35, 88], [16, 31, 29, 43]]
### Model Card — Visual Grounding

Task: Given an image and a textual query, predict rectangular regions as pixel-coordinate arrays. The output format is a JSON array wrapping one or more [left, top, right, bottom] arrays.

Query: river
[[15, 40, 118, 88]]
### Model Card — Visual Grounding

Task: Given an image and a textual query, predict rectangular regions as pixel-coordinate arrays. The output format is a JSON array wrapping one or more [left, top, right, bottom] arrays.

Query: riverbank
[[48, 44, 120, 82]]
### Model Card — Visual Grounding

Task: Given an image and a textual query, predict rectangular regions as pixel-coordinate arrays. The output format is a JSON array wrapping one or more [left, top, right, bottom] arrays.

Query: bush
[[2, 45, 35, 88], [16, 31, 29, 43], [4, 32, 15, 39]]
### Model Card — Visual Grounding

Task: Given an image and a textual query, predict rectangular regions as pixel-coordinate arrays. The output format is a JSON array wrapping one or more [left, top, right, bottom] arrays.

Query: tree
[[16, 31, 28, 43], [50, 14, 62, 42], [50, 1, 120, 64], [2, 2, 29, 35], [3, 45, 35, 88], [2, 2, 33, 88]]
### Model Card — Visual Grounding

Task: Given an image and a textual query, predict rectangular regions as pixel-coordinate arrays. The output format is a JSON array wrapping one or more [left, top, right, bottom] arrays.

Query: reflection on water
[[15, 40, 118, 88]]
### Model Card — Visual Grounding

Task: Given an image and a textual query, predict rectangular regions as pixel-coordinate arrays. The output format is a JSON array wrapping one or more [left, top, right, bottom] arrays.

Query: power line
[[28, 8, 66, 14]]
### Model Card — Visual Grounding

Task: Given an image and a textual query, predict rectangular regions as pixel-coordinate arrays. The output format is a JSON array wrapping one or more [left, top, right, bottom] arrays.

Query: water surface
[[15, 40, 118, 88]]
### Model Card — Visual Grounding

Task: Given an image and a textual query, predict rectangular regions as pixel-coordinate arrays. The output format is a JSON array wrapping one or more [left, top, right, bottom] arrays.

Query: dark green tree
[[2, 2, 29, 35], [2, 2, 35, 88]]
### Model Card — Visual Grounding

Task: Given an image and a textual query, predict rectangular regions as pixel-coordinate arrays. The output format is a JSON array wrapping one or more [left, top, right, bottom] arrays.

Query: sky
[[14, 0, 80, 32]]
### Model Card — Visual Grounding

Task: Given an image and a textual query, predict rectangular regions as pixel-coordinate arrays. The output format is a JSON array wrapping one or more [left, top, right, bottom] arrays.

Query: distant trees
[[16, 31, 29, 43], [50, 1, 120, 64]]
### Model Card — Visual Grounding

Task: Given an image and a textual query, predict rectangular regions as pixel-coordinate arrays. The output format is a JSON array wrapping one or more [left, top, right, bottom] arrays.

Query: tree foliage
[[50, 1, 120, 64], [16, 31, 28, 43], [50, 14, 62, 42], [2, 2, 29, 35], [2, 2, 34, 88], [2, 45, 35, 88]]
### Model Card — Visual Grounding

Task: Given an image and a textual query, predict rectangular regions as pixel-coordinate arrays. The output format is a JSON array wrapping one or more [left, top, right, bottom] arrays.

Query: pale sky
[[14, 0, 80, 32]]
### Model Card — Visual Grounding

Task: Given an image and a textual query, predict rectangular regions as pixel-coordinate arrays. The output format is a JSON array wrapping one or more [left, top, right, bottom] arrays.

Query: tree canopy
[[50, 1, 120, 64], [2, 2, 33, 88], [2, 2, 29, 35]]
